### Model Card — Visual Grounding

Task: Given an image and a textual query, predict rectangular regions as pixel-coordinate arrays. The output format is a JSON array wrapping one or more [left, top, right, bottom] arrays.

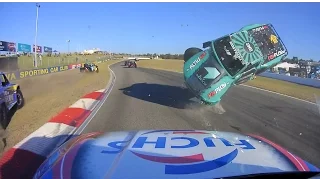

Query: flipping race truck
[[183, 23, 288, 107]]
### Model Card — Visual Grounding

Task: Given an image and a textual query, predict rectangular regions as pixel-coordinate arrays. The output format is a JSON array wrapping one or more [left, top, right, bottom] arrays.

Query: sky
[[0, 2, 319, 60]]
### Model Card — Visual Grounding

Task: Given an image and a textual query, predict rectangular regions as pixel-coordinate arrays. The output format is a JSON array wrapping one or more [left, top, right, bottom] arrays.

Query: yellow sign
[[20, 68, 49, 79], [4, 73, 17, 81], [270, 34, 278, 44]]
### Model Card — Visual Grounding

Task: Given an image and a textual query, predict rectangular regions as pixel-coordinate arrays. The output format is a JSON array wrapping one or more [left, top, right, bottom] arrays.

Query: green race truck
[[183, 23, 288, 106]]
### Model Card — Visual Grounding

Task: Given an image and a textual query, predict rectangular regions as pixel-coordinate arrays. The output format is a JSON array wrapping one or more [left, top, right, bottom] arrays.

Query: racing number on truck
[[4, 90, 14, 104], [1, 74, 14, 105], [245, 42, 254, 53]]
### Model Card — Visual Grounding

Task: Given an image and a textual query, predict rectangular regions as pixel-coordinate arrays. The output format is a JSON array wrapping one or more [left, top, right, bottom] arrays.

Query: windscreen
[[248, 25, 287, 63], [194, 58, 221, 88], [185, 56, 222, 95], [214, 36, 245, 76]]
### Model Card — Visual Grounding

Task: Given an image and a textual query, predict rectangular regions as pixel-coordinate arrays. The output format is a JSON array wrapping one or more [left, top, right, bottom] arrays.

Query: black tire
[[16, 89, 24, 109], [0, 104, 8, 130], [184, 47, 202, 62], [96, 68, 99, 73]]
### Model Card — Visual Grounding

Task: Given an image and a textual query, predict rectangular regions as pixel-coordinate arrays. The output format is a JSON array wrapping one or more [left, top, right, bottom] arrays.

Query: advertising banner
[[68, 63, 82, 69], [33, 45, 42, 53], [4, 65, 71, 81], [18, 43, 32, 52], [8, 42, 16, 52], [44, 46, 52, 53], [0, 41, 9, 51]]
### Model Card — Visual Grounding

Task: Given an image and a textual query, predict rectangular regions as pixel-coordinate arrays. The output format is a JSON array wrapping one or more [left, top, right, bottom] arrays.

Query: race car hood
[[34, 130, 320, 179]]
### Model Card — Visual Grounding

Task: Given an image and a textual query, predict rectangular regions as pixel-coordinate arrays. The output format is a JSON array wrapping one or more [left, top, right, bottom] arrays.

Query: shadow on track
[[119, 83, 201, 109]]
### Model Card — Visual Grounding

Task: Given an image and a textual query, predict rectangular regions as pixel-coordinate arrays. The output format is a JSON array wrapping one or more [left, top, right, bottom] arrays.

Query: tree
[[292, 56, 299, 64], [283, 58, 291, 63]]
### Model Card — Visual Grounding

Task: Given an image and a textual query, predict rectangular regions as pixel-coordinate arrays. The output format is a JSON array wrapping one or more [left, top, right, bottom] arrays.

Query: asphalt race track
[[82, 62, 320, 167]]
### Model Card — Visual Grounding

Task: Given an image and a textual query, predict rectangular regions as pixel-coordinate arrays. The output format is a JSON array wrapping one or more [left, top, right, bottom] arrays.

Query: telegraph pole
[[67, 40, 70, 54]]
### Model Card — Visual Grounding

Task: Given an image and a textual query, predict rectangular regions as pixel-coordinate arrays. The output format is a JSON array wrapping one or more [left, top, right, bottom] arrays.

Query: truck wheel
[[16, 89, 25, 109], [184, 47, 202, 62], [0, 104, 8, 130]]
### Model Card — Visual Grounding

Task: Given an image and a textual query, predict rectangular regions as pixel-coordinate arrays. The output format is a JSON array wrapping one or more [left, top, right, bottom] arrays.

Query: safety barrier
[[3, 63, 82, 81], [2, 59, 111, 81]]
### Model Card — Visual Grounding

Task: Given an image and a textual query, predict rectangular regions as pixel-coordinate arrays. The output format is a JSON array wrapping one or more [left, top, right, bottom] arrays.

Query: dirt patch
[[138, 60, 320, 103], [2, 60, 120, 154]]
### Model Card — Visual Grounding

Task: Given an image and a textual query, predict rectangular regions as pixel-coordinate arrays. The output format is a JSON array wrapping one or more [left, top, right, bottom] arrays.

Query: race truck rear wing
[[203, 41, 212, 49]]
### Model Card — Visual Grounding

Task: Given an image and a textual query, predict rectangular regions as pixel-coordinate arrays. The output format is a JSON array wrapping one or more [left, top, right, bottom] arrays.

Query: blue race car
[[0, 72, 25, 129]]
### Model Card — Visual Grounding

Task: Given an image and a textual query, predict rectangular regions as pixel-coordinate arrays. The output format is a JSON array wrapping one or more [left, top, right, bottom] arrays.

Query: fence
[[0, 54, 111, 72]]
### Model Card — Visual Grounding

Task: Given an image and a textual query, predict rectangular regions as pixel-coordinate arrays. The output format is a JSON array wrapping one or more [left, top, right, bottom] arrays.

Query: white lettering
[[276, 50, 285, 56], [252, 26, 266, 32], [229, 41, 244, 63], [196, 74, 207, 86], [190, 57, 201, 70], [208, 83, 227, 98], [215, 83, 227, 93], [268, 50, 286, 60]]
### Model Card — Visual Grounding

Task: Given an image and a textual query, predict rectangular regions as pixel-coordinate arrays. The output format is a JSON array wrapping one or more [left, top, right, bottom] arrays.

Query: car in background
[[80, 63, 99, 73], [125, 58, 139, 68], [124, 60, 129, 66]]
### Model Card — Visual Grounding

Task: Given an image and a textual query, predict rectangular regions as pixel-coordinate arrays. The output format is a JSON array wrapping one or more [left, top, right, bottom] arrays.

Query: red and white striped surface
[[0, 89, 107, 179]]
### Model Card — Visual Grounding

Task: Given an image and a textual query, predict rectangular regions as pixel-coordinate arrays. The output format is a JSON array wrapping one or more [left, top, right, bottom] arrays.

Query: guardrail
[[259, 72, 320, 88], [3, 64, 81, 81]]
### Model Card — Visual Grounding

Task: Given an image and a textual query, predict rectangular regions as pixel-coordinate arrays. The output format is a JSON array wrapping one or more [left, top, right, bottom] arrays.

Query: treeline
[[110, 53, 184, 60], [283, 56, 320, 64], [133, 53, 184, 60], [158, 54, 184, 60], [112, 52, 320, 63]]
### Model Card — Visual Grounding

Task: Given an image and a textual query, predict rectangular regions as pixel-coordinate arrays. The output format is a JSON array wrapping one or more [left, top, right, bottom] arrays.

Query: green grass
[[0, 54, 111, 71], [138, 59, 320, 103]]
